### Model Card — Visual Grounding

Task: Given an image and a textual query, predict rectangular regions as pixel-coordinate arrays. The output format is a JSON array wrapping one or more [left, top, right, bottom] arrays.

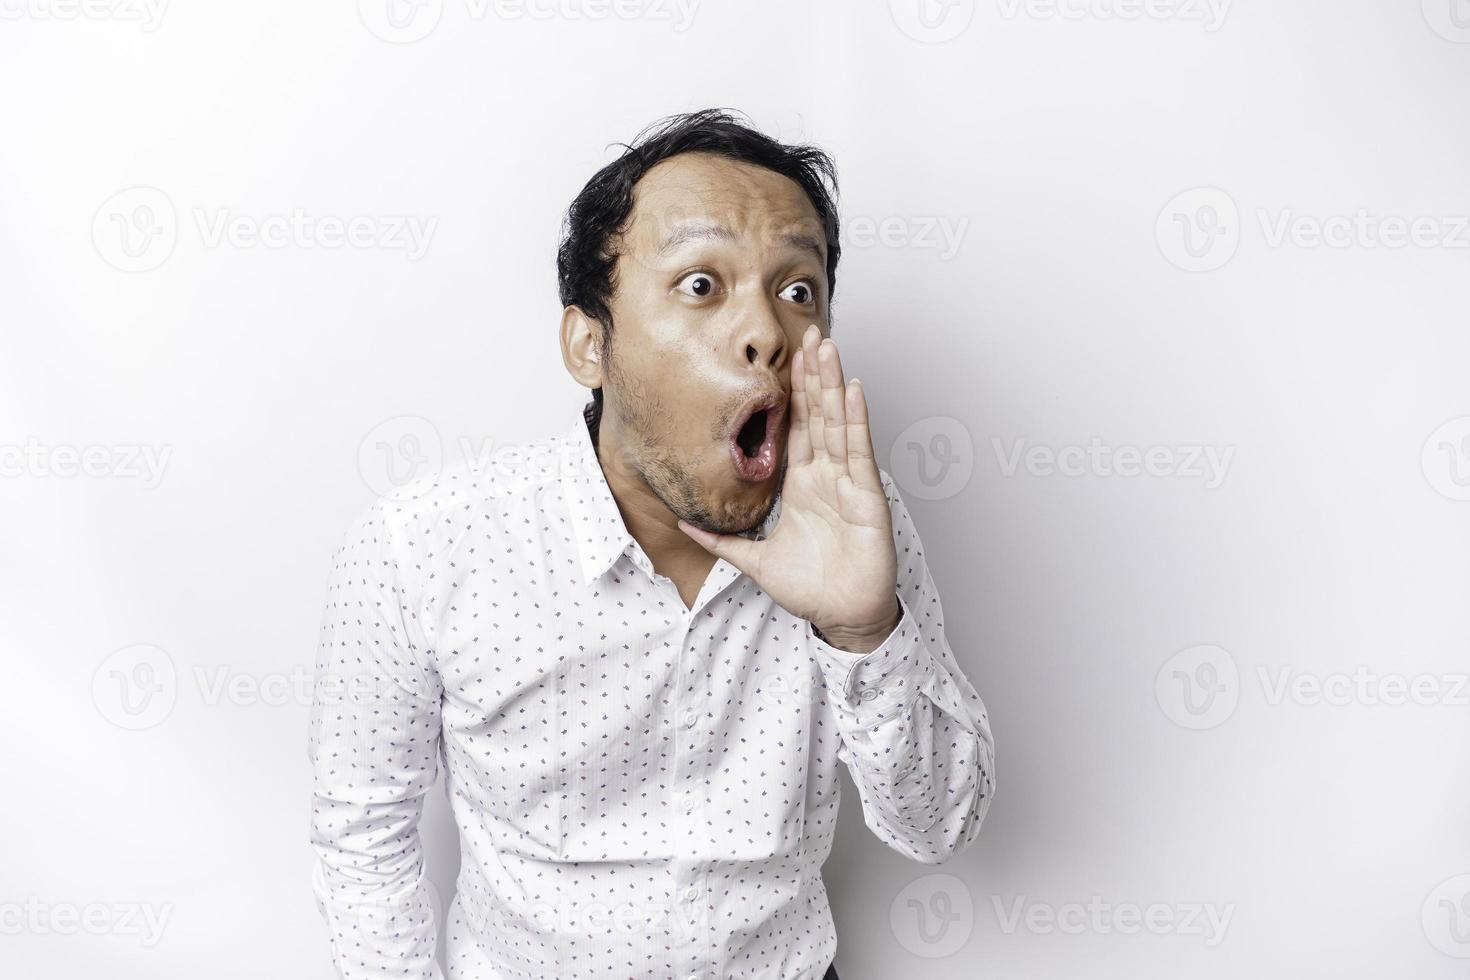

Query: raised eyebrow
[[655, 222, 737, 257], [778, 232, 827, 263]]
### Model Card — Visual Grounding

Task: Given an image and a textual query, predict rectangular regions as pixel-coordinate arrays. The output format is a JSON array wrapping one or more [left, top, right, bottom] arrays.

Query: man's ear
[[560, 306, 604, 391]]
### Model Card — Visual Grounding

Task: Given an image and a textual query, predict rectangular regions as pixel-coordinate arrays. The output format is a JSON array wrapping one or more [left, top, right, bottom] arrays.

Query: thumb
[[676, 519, 760, 575]]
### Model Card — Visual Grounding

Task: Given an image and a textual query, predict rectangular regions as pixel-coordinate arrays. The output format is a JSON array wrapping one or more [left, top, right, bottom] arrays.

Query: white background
[[2, 1, 1469, 977]]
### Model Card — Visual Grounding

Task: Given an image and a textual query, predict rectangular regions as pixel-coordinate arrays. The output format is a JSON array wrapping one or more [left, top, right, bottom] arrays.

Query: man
[[309, 109, 995, 980]]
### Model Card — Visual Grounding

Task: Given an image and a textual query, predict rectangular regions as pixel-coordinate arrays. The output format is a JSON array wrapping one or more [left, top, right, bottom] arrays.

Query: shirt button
[[681, 793, 697, 812], [684, 886, 699, 901], [681, 710, 698, 729]]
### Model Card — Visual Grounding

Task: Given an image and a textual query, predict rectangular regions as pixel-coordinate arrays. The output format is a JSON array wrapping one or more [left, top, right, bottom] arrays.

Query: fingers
[[844, 378, 883, 492], [801, 325, 826, 459], [817, 336, 848, 461], [788, 346, 813, 466], [793, 324, 882, 489]]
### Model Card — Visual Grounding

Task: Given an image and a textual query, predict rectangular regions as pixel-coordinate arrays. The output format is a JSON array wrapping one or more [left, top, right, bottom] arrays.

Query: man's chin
[[682, 508, 769, 537], [684, 468, 784, 536]]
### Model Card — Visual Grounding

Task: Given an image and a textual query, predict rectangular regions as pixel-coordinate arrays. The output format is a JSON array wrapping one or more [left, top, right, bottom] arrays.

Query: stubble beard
[[603, 353, 784, 536]]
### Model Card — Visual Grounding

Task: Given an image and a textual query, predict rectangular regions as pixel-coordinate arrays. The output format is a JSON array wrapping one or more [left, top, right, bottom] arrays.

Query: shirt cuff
[[808, 592, 931, 708]]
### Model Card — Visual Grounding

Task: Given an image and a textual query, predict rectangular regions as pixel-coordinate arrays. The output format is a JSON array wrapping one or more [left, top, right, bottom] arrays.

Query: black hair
[[556, 108, 841, 426]]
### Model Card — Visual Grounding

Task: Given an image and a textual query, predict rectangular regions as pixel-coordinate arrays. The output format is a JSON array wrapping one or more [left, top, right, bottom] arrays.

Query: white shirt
[[308, 408, 996, 980]]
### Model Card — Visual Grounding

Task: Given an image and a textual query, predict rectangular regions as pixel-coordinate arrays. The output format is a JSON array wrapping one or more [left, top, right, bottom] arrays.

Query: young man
[[309, 110, 995, 980]]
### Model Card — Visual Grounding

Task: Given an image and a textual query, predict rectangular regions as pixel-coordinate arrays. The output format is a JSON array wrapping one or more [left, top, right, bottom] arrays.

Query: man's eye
[[779, 280, 815, 305], [675, 273, 717, 297]]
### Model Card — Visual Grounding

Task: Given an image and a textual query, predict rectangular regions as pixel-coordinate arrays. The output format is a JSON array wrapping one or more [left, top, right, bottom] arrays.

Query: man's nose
[[733, 297, 789, 374]]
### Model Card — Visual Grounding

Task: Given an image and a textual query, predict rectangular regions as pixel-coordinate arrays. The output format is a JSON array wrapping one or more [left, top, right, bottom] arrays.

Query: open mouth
[[728, 395, 786, 483]]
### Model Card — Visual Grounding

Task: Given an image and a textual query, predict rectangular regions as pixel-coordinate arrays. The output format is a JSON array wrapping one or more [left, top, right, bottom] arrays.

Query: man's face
[[598, 152, 830, 535]]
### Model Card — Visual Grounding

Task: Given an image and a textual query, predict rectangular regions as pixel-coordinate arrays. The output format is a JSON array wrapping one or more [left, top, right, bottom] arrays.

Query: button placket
[[677, 869, 709, 974], [675, 614, 708, 813], [673, 616, 712, 979]]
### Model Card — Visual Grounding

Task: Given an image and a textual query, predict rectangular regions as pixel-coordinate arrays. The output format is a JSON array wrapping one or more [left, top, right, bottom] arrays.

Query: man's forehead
[[625, 153, 825, 249]]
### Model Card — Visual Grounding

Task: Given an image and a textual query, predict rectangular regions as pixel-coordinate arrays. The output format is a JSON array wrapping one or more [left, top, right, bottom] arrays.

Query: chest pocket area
[[691, 615, 818, 862], [553, 628, 684, 863]]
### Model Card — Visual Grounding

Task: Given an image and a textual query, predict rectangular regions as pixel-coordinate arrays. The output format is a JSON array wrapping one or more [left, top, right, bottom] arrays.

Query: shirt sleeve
[[308, 501, 446, 979], [808, 469, 996, 865]]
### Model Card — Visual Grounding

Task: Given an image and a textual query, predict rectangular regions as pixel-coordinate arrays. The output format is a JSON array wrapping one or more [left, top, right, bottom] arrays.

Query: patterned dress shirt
[[309, 407, 995, 980]]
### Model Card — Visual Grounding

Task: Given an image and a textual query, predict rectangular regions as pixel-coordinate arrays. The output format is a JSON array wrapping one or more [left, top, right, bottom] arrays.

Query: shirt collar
[[562, 406, 782, 587]]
